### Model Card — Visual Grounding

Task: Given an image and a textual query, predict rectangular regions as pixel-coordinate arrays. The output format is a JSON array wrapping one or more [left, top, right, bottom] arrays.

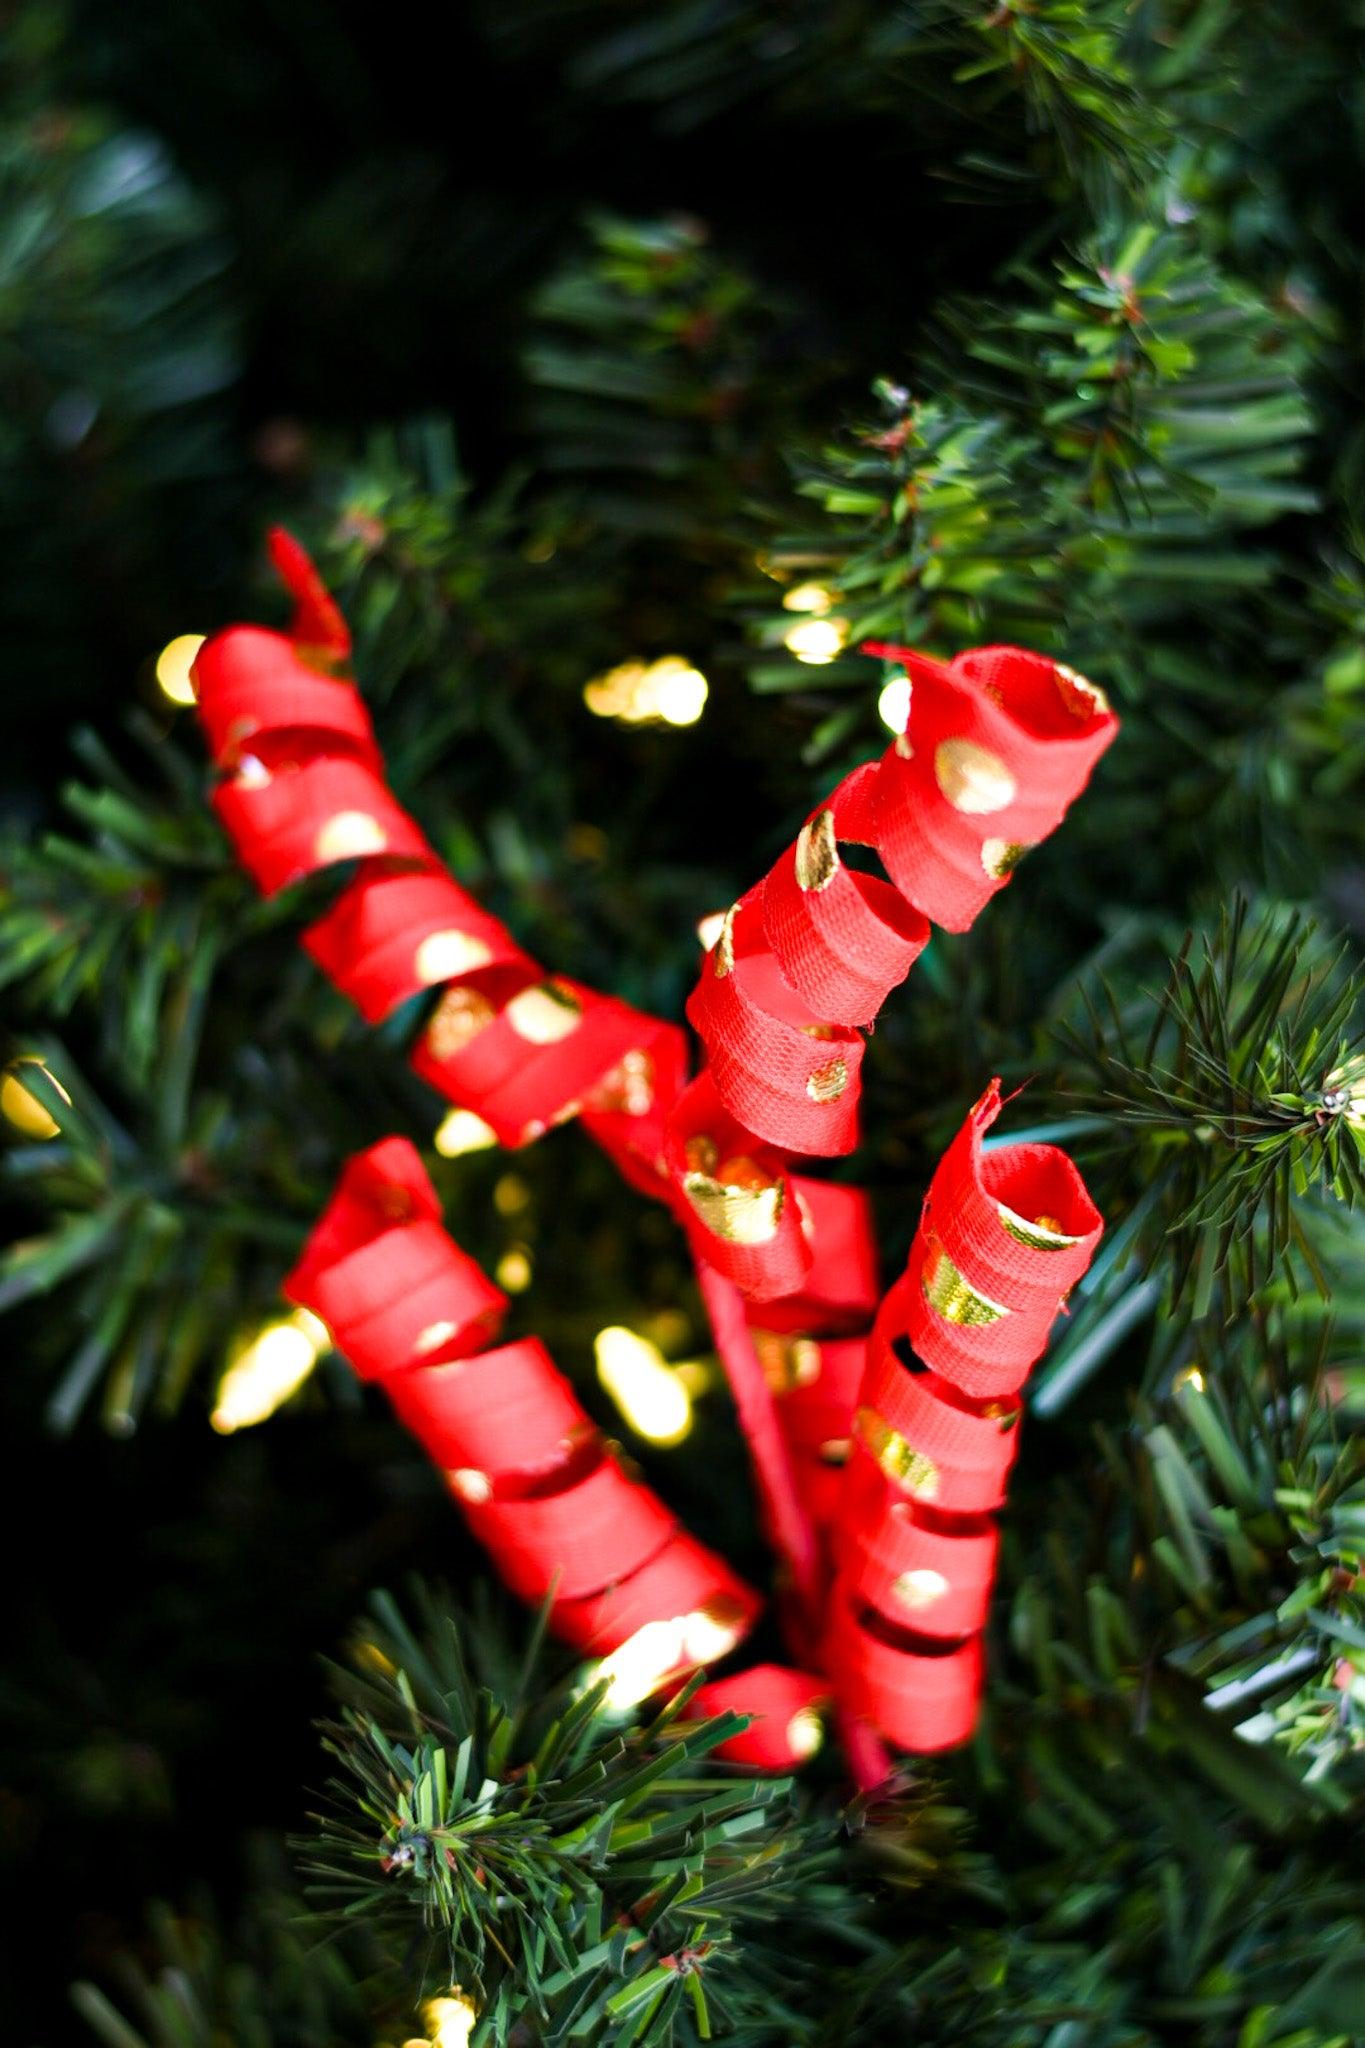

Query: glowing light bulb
[[155, 633, 205, 706], [433, 1108, 498, 1158], [1173, 1365, 1206, 1396], [496, 1246, 532, 1293], [0, 1059, 72, 1140], [493, 1172, 530, 1216], [595, 1325, 693, 1447], [877, 675, 911, 734], [421, 1991, 478, 2048], [650, 657, 708, 727], [593, 1597, 747, 1709], [781, 582, 836, 614], [211, 1309, 330, 1433], [583, 656, 708, 726], [596, 1619, 684, 1709], [784, 618, 848, 665]]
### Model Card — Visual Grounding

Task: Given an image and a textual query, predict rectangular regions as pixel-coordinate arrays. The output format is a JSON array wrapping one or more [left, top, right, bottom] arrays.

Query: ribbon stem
[[695, 1259, 822, 1618], [837, 1708, 894, 1795]]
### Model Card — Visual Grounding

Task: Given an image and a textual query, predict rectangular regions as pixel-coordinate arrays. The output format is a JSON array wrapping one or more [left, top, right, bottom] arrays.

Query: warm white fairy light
[[783, 617, 847, 665], [583, 656, 709, 727], [877, 674, 911, 734], [409, 1990, 478, 2048], [696, 910, 729, 952], [595, 1324, 693, 1447], [781, 582, 836, 614], [211, 1308, 331, 1433], [433, 1107, 498, 1158], [495, 1246, 533, 1293], [1, 1058, 72, 1140], [154, 633, 205, 706], [593, 1602, 747, 1710]]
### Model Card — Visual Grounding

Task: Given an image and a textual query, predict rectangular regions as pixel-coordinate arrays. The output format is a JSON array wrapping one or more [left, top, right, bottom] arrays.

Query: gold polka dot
[[857, 1407, 940, 1499], [426, 986, 497, 1061], [413, 1320, 459, 1356], [806, 1055, 849, 1104], [980, 837, 1031, 879], [683, 1156, 785, 1245], [752, 1331, 823, 1393], [921, 1240, 1010, 1325], [413, 930, 494, 984], [713, 903, 738, 978], [449, 1469, 492, 1504], [893, 1567, 949, 1610], [933, 739, 1016, 815], [794, 808, 839, 892], [1054, 662, 1110, 719], [506, 981, 583, 1045], [314, 810, 388, 862], [996, 1203, 1082, 1252]]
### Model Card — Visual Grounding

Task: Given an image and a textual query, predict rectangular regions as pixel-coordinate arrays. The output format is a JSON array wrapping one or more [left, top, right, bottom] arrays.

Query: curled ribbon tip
[[267, 526, 352, 660], [824, 1091, 1104, 1750]]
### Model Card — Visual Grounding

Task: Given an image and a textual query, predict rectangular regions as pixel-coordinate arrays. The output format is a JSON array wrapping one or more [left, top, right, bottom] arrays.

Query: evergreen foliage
[[4, 1, 1364, 2044]]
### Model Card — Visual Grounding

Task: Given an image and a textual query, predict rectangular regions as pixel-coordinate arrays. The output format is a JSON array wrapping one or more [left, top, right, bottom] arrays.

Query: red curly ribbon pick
[[287, 1140, 759, 1676], [192, 538, 1118, 1774], [865, 642, 1118, 933], [683, 1664, 829, 1769], [823, 1080, 1103, 1752]]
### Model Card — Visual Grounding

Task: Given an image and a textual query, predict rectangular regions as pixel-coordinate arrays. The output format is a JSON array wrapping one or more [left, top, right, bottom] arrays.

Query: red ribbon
[[821, 1081, 1103, 1752], [285, 1138, 758, 1666], [191, 534, 1115, 1766]]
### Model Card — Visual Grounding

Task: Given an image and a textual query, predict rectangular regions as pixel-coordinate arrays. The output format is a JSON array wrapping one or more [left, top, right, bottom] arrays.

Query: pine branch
[[300, 1588, 833, 2047]]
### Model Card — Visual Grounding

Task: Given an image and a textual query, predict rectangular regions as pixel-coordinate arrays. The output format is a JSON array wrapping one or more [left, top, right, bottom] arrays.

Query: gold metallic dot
[[449, 1469, 492, 1504], [314, 811, 388, 862], [684, 1132, 719, 1175], [794, 808, 839, 892], [413, 1320, 459, 1356], [921, 1240, 1010, 1326], [683, 1154, 785, 1245], [1054, 662, 1110, 719], [713, 903, 738, 978], [752, 1330, 823, 1393], [996, 1202, 1082, 1252], [980, 837, 1031, 879], [426, 985, 497, 1061], [893, 1567, 949, 1610], [506, 981, 584, 1045], [413, 929, 494, 984], [857, 1407, 940, 1500], [933, 738, 1016, 815], [807, 1055, 849, 1104]]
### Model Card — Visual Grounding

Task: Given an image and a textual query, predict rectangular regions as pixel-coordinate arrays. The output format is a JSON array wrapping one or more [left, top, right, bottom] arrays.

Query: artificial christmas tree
[[3, 2, 1364, 2043]]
